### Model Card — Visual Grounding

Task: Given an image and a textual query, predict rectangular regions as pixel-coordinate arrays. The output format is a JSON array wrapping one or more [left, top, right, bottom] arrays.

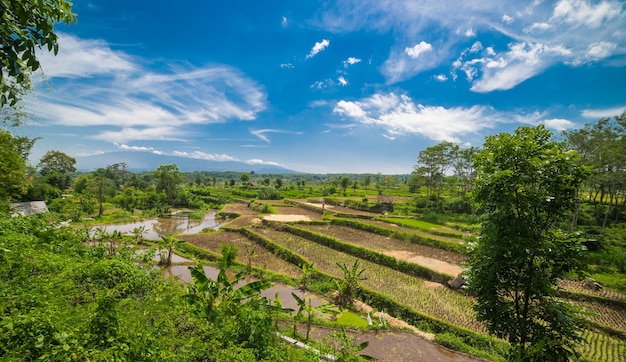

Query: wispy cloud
[[333, 92, 497, 142], [250, 128, 302, 143], [30, 33, 267, 144], [582, 106, 626, 118], [306, 39, 330, 59], [318, 0, 626, 90], [37, 33, 135, 78]]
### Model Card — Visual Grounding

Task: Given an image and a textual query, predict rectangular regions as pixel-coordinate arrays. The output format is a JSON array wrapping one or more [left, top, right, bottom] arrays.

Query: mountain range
[[75, 152, 297, 173]]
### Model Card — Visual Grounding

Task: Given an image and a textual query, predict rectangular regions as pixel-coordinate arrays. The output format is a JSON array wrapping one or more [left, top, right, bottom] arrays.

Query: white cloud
[[37, 33, 135, 78], [405, 41, 433, 58], [251, 129, 277, 143], [434, 74, 448, 82], [464, 28, 476, 37], [551, 0, 622, 29], [467, 42, 572, 93], [31, 35, 267, 144], [318, 0, 626, 89], [306, 39, 330, 59], [525, 22, 552, 32], [173, 151, 239, 162], [343, 57, 362, 67], [569, 41, 618, 65], [543, 118, 575, 131], [281, 16, 288, 27], [470, 41, 483, 53], [280, 63, 294, 68], [333, 92, 495, 141], [582, 106, 626, 118], [246, 159, 286, 167], [95, 126, 185, 143], [114, 143, 162, 153], [337, 76, 348, 86]]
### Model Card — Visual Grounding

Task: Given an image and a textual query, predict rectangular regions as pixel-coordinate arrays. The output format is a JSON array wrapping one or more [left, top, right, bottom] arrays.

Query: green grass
[[592, 272, 626, 294], [336, 311, 369, 328]]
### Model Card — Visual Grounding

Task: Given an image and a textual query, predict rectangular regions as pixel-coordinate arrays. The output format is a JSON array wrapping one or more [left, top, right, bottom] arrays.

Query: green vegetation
[[0, 215, 321, 360]]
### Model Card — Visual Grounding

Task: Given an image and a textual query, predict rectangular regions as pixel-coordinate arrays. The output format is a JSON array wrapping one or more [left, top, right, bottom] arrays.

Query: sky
[[22, 0, 626, 173]]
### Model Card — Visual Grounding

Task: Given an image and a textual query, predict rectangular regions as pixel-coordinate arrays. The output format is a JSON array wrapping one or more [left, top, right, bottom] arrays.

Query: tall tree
[[415, 141, 458, 207], [562, 112, 626, 227], [465, 125, 589, 361], [1, 0, 76, 107], [154, 164, 182, 206]]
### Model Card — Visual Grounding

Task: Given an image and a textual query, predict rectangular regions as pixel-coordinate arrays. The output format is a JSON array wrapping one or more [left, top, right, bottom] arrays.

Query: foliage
[[465, 125, 589, 361], [0, 0, 76, 107], [154, 164, 183, 206], [185, 262, 293, 359], [292, 292, 338, 342], [0, 130, 33, 209], [335, 260, 367, 309], [220, 242, 239, 268]]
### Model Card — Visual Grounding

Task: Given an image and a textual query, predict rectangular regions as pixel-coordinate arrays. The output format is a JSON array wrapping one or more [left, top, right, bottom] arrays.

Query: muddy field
[[179, 230, 302, 278]]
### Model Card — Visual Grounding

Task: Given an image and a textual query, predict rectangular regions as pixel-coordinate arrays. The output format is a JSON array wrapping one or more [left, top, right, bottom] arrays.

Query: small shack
[[10, 201, 49, 217]]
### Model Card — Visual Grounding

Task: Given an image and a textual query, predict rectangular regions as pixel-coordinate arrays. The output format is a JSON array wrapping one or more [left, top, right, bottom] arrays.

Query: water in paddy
[[94, 211, 223, 240]]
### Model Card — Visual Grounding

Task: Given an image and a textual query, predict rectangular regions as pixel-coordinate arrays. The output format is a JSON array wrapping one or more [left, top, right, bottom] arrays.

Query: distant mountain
[[75, 151, 298, 173]]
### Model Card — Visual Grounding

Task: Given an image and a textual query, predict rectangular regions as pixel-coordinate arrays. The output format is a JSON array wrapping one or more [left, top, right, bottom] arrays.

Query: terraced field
[[199, 203, 626, 361], [298, 223, 464, 276], [253, 226, 486, 333], [180, 230, 302, 278]]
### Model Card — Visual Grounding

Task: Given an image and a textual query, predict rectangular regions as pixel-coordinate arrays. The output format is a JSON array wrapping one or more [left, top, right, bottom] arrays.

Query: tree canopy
[[465, 125, 589, 361], [1, 0, 76, 107]]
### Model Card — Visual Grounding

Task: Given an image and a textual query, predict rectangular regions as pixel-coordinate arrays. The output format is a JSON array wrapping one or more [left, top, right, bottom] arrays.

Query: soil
[[384, 250, 463, 276], [300, 325, 484, 362], [300, 223, 465, 275], [263, 214, 311, 222]]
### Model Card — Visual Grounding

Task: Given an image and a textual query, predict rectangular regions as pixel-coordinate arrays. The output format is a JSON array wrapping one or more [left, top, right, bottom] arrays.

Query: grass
[[591, 272, 626, 294], [336, 311, 369, 328], [379, 217, 464, 236]]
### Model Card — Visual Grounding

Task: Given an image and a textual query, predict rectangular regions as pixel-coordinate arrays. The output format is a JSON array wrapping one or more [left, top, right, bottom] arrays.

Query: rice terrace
[[2, 0, 626, 361]]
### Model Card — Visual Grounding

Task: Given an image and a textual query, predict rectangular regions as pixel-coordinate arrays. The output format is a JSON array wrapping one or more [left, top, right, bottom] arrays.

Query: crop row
[[254, 226, 485, 333], [180, 231, 302, 278], [559, 279, 626, 303], [298, 223, 465, 265], [376, 216, 466, 238], [580, 329, 626, 362], [329, 218, 465, 253]]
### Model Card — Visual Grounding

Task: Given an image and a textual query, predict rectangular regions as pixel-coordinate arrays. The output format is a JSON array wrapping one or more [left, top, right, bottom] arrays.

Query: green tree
[[154, 164, 182, 206], [465, 125, 589, 361], [37, 150, 76, 190], [0, 0, 76, 107], [240, 172, 250, 186], [274, 177, 283, 189], [0, 130, 34, 210], [415, 141, 459, 208], [340, 176, 350, 195], [562, 112, 626, 228]]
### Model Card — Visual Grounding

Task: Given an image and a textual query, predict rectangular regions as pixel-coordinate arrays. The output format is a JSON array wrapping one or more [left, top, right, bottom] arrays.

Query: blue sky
[[23, 0, 626, 173]]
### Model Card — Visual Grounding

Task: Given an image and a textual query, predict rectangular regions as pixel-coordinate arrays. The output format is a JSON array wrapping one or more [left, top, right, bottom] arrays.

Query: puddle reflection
[[94, 211, 223, 240]]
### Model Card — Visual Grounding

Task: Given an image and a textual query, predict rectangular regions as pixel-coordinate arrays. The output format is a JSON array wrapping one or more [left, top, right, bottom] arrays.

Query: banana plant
[[186, 261, 290, 320], [291, 292, 338, 343]]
